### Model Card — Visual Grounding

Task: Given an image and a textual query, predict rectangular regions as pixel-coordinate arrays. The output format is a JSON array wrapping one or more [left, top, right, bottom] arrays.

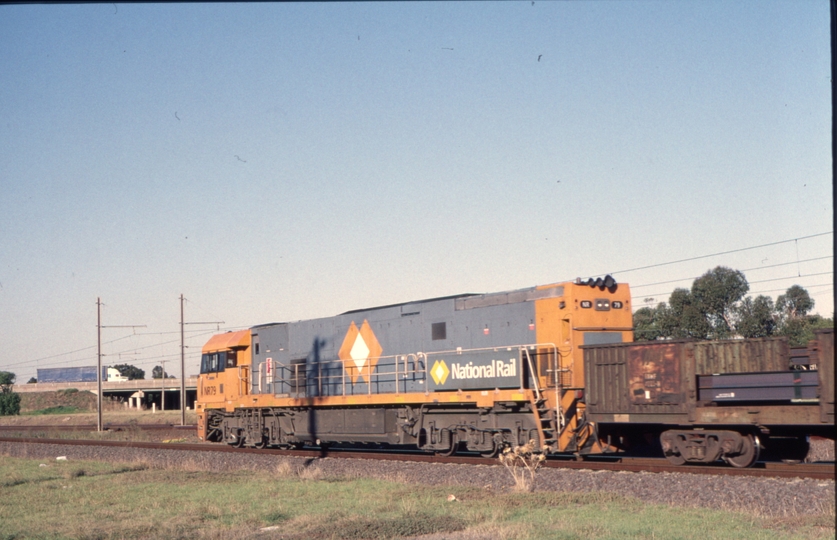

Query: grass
[[0, 456, 833, 540], [25, 405, 82, 416]]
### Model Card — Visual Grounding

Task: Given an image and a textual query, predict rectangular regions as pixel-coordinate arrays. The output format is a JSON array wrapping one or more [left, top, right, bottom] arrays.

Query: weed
[[295, 513, 468, 540], [274, 460, 295, 477], [262, 510, 288, 524], [64, 468, 86, 479], [28, 406, 81, 416], [498, 439, 545, 492], [298, 465, 324, 481]]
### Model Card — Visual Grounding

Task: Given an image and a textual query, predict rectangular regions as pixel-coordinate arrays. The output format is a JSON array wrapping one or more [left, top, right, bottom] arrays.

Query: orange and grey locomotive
[[197, 277, 632, 457]]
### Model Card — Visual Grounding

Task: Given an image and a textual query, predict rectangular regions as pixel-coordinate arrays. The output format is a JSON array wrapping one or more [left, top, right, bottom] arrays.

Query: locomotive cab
[[196, 329, 251, 441]]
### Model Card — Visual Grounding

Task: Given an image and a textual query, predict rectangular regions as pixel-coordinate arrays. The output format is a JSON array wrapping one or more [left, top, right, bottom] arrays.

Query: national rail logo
[[338, 320, 383, 384], [430, 360, 450, 386]]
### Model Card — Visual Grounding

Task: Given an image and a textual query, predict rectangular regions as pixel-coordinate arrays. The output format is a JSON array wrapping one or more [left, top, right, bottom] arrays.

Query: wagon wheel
[[660, 432, 686, 465], [663, 452, 687, 466], [726, 434, 760, 468]]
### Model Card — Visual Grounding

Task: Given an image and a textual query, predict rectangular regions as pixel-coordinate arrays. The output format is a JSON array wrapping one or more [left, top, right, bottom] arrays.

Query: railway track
[[0, 424, 196, 432], [0, 434, 832, 480]]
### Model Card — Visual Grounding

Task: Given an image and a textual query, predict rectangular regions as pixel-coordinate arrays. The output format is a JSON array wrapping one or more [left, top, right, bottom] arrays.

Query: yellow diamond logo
[[430, 360, 450, 386]]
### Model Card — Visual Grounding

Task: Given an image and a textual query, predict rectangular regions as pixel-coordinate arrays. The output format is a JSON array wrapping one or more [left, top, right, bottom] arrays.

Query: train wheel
[[480, 445, 500, 458], [726, 434, 760, 468], [436, 435, 459, 457], [664, 452, 687, 466], [233, 433, 246, 449], [660, 432, 686, 465]]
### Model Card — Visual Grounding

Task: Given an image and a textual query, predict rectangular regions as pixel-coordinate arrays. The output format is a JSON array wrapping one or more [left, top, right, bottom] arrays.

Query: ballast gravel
[[1, 441, 833, 518]]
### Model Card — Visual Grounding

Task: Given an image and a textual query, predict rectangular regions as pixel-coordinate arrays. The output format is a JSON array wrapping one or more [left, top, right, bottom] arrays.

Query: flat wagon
[[584, 329, 834, 466]]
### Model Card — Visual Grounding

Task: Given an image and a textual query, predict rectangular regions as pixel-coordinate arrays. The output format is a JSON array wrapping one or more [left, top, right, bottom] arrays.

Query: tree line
[[633, 266, 833, 346]]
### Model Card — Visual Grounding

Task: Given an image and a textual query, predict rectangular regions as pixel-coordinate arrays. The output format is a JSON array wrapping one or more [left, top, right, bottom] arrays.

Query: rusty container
[[583, 340, 690, 418], [691, 337, 789, 374], [585, 337, 793, 415], [584, 332, 835, 428]]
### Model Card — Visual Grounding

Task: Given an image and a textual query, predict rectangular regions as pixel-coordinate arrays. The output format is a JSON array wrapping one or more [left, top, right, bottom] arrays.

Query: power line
[[605, 231, 832, 276], [2, 325, 247, 372], [748, 271, 832, 285], [632, 281, 834, 311], [740, 255, 832, 273]]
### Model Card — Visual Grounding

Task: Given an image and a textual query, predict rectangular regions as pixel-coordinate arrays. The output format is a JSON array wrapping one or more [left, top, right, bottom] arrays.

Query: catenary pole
[[180, 294, 185, 426], [96, 298, 145, 432], [97, 298, 102, 432], [180, 294, 224, 426]]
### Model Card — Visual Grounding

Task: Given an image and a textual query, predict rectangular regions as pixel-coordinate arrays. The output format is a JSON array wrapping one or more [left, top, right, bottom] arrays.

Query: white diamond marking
[[350, 334, 370, 370], [435, 365, 446, 381]]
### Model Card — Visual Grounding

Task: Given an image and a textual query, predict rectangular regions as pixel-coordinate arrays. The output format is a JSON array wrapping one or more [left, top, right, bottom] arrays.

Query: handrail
[[521, 348, 541, 401], [254, 343, 560, 399]]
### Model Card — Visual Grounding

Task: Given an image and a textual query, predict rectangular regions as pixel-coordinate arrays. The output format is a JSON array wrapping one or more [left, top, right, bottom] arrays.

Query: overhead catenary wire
[[601, 231, 832, 276], [630, 256, 833, 290], [632, 281, 834, 312]]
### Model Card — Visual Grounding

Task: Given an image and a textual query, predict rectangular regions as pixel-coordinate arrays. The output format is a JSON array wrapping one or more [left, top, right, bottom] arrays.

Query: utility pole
[[96, 298, 145, 432], [179, 294, 223, 426], [159, 359, 168, 412]]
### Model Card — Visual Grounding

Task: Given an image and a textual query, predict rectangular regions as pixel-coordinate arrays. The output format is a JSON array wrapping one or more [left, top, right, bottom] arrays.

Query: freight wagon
[[584, 329, 834, 467]]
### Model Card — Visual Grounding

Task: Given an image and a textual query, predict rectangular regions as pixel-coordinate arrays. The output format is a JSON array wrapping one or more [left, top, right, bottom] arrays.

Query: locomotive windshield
[[200, 351, 237, 374]]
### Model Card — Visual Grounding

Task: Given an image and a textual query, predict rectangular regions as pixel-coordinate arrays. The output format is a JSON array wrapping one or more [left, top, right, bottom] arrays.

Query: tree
[[112, 364, 145, 381], [27, 377, 37, 384], [776, 285, 815, 320], [633, 306, 663, 341], [0, 371, 14, 389], [774, 285, 832, 346], [666, 287, 712, 339], [0, 371, 21, 416], [151, 366, 169, 379], [734, 295, 776, 338], [633, 275, 832, 344], [690, 266, 749, 339]]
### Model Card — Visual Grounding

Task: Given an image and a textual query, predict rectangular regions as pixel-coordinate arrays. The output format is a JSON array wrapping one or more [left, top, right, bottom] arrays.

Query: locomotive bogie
[[660, 429, 761, 468], [204, 402, 542, 455]]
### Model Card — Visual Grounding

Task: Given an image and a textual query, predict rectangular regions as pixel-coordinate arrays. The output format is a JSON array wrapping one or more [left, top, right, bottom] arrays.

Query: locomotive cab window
[[226, 350, 238, 368], [200, 352, 230, 374]]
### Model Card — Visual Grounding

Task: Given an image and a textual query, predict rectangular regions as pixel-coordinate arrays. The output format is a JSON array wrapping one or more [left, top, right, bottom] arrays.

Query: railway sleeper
[[660, 429, 760, 468]]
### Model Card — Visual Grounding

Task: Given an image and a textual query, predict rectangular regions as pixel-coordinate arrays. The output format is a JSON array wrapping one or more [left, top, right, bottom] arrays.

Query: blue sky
[[0, 1, 832, 382]]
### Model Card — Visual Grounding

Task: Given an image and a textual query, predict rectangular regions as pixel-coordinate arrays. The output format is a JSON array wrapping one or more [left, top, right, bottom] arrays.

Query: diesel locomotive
[[196, 277, 834, 467]]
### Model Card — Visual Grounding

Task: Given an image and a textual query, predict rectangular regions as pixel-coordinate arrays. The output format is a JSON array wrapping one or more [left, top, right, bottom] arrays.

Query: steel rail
[[0, 436, 832, 481], [0, 424, 196, 432]]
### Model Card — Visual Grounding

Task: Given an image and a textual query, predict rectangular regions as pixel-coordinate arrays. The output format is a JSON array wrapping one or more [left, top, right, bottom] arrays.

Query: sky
[[0, 1, 832, 383]]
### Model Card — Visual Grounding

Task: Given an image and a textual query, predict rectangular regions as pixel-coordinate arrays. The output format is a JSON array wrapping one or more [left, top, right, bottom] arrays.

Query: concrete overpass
[[12, 377, 199, 411]]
